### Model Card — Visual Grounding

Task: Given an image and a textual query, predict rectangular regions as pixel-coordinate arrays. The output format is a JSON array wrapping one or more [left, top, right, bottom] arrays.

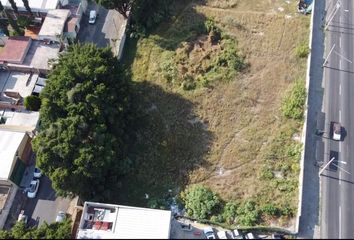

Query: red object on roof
[[93, 221, 102, 230], [101, 222, 109, 230], [0, 37, 32, 64]]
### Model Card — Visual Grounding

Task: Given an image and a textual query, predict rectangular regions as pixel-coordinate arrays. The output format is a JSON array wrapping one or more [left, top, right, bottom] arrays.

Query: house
[[38, 9, 71, 43], [0, 128, 33, 228], [0, 37, 60, 74], [76, 202, 172, 239]]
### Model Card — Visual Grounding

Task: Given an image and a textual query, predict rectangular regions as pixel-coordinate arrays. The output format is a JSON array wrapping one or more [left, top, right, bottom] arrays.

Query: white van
[[89, 10, 97, 24]]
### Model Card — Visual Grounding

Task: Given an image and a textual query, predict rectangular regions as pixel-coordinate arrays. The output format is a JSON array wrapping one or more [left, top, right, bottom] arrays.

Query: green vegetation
[[281, 79, 306, 120], [181, 185, 221, 220], [17, 16, 32, 29], [295, 42, 309, 58], [33, 44, 133, 201], [24, 95, 41, 111], [0, 219, 71, 239]]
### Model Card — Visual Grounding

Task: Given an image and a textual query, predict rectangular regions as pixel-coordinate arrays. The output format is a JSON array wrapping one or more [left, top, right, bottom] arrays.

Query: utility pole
[[323, 44, 335, 67], [324, 0, 341, 31]]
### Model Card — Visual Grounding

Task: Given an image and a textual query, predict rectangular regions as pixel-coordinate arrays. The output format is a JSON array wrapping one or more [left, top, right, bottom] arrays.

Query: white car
[[33, 167, 42, 178], [55, 211, 66, 222], [217, 231, 228, 239], [89, 10, 97, 24], [27, 179, 40, 198], [332, 122, 341, 141], [246, 232, 255, 239], [203, 227, 216, 239], [229, 229, 243, 239]]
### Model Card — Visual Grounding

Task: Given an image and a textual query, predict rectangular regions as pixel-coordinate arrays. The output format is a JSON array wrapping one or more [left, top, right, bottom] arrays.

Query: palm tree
[[22, 0, 32, 15], [8, 0, 18, 14]]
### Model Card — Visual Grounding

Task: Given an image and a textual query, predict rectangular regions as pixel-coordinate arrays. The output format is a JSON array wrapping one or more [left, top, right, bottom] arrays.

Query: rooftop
[[1, 110, 39, 130], [0, 0, 61, 12], [0, 72, 36, 104], [0, 37, 32, 64], [77, 202, 172, 239], [7, 40, 60, 72], [38, 9, 71, 39], [0, 129, 26, 180]]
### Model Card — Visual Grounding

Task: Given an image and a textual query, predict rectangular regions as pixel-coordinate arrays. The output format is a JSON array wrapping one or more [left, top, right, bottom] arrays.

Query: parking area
[[77, 2, 126, 49]]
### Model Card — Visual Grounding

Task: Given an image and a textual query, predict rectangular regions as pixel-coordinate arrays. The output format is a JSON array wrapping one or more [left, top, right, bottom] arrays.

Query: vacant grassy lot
[[119, 0, 309, 228]]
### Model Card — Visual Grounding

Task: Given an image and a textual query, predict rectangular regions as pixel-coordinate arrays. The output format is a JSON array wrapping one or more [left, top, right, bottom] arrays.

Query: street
[[320, 0, 354, 238]]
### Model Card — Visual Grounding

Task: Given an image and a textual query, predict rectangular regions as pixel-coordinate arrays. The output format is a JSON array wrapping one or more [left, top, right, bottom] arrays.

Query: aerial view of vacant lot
[[120, 0, 310, 228]]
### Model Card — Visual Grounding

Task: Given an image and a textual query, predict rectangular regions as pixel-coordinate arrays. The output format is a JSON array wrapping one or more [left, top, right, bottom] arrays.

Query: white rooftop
[[0, 72, 36, 102], [1, 110, 39, 130], [38, 9, 70, 39], [0, 129, 25, 180], [77, 202, 172, 239], [0, 0, 61, 12]]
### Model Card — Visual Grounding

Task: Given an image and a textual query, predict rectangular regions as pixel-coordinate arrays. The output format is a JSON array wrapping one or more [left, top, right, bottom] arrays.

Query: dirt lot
[[120, 0, 309, 228]]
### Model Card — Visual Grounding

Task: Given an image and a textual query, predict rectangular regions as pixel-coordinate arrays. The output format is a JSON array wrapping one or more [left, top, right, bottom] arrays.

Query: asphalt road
[[23, 176, 71, 227], [321, 0, 354, 238]]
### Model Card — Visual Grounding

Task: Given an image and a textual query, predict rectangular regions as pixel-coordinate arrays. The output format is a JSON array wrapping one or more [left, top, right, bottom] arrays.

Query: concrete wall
[[0, 184, 18, 229]]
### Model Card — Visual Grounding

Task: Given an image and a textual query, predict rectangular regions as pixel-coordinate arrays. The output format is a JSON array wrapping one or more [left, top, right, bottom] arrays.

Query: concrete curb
[[295, 0, 316, 234]]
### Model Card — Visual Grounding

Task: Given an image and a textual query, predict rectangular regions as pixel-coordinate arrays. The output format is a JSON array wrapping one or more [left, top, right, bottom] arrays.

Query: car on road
[[332, 122, 341, 141], [27, 179, 40, 198], [17, 210, 28, 224], [89, 10, 97, 24], [203, 227, 216, 239], [33, 167, 42, 178], [217, 230, 228, 239], [229, 229, 243, 239], [55, 211, 66, 222], [245, 232, 255, 239]]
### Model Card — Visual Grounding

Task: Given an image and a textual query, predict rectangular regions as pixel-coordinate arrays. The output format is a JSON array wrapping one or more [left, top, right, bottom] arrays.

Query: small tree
[[24, 95, 41, 111], [181, 185, 220, 220], [99, 0, 132, 18]]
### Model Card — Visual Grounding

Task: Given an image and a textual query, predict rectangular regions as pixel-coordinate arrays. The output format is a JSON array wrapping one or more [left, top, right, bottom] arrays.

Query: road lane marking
[[339, 37, 342, 48], [339, 110, 342, 122], [339, 59, 342, 68], [344, 9, 349, 12], [339, 84, 341, 95], [339, 205, 342, 238]]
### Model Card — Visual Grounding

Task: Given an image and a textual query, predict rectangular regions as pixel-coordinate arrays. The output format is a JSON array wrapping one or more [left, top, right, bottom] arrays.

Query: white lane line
[[339, 84, 342, 95], [339, 37, 342, 49], [339, 205, 342, 238], [339, 110, 342, 122], [339, 59, 342, 69]]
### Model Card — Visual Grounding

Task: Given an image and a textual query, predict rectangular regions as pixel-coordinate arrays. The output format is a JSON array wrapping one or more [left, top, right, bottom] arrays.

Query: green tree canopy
[[181, 185, 221, 220], [0, 220, 71, 239], [33, 44, 132, 201]]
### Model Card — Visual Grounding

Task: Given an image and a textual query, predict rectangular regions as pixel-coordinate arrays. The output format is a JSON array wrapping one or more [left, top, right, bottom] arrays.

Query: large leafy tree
[[33, 44, 132, 201], [99, 0, 132, 18], [8, 0, 18, 14], [0, 220, 71, 239]]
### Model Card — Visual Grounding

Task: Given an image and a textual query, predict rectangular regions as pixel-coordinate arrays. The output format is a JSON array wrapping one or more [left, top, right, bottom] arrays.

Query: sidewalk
[[297, 0, 326, 238]]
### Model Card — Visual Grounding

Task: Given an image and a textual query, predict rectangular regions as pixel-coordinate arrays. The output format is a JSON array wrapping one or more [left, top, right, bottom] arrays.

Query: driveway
[[77, 2, 126, 48], [23, 176, 72, 227]]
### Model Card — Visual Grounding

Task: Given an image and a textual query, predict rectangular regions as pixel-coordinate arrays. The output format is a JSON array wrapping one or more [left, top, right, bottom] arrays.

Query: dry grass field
[[119, 0, 310, 228]]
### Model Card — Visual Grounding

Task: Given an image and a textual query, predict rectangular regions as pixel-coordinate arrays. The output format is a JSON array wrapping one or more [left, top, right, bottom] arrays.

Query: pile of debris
[[298, 0, 313, 14]]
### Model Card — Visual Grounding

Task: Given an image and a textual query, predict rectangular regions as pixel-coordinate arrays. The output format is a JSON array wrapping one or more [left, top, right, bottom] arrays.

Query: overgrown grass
[[295, 42, 310, 58], [281, 79, 307, 120]]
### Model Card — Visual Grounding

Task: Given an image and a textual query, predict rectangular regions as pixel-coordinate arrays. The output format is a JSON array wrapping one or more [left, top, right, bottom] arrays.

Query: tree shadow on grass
[[116, 81, 214, 207]]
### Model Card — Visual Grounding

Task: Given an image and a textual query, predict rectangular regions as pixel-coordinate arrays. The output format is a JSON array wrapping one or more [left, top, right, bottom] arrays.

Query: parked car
[[230, 229, 243, 239], [17, 210, 28, 224], [245, 232, 255, 239], [89, 10, 97, 24], [332, 122, 342, 141], [203, 227, 216, 239], [217, 231, 228, 239], [27, 179, 40, 198], [33, 167, 42, 178], [55, 211, 66, 222], [180, 223, 193, 231]]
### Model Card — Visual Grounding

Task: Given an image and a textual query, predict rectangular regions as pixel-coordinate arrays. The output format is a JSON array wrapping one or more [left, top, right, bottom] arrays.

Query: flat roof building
[[38, 9, 71, 42], [0, 0, 62, 13], [77, 202, 172, 239], [0, 37, 32, 64]]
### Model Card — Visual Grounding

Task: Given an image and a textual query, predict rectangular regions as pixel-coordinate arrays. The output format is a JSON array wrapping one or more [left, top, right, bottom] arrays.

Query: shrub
[[261, 203, 280, 216], [295, 43, 309, 58], [24, 95, 41, 111], [222, 201, 238, 224], [281, 79, 306, 120], [17, 16, 32, 29], [236, 200, 260, 226], [181, 185, 221, 220]]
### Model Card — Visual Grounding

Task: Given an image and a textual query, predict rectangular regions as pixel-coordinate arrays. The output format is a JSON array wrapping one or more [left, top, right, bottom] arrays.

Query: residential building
[[0, 0, 65, 16], [77, 202, 172, 239]]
